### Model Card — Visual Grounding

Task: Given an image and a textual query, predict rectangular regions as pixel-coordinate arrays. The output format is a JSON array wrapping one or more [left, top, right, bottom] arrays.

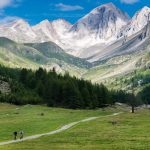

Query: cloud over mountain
[[55, 3, 84, 11], [120, 0, 140, 4]]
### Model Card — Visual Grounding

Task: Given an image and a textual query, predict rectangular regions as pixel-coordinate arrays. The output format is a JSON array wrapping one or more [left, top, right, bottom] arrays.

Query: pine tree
[[20, 68, 28, 85]]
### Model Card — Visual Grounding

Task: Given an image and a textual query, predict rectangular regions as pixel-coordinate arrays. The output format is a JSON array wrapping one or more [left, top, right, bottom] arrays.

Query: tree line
[[0, 65, 149, 109]]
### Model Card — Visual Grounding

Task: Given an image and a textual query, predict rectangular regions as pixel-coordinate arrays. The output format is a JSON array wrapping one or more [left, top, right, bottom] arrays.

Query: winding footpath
[[0, 112, 122, 146]]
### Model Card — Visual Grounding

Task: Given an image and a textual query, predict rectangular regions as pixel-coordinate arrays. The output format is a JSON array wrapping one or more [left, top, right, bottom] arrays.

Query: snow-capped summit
[[87, 2, 128, 18], [0, 19, 37, 42], [36, 19, 50, 27], [10, 19, 34, 34], [0, 3, 149, 60], [50, 19, 72, 37], [118, 6, 150, 38], [51, 19, 71, 28], [0, 19, 30, 30], [70, 2, 130, 42], [32, 19, 54, 42], [11, 19, 28, 27], [130, 6, 150, 32], [32, 19, 71, 43]]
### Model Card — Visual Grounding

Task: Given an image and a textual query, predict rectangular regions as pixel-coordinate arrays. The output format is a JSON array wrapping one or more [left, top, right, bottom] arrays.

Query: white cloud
[[0, 0, 13, 9], [120, 0, 140, 4], [55, 3, 84, 11], [0, 16, 20, 24], [0, 0, 22, 9]]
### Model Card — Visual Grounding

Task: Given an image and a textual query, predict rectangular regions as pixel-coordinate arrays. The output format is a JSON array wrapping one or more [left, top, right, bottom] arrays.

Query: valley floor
[[0, 103, 150, 150]]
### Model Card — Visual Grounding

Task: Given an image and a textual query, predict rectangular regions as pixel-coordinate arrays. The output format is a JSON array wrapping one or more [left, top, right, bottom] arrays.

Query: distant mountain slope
[[0, 37, 48, 64], [0, 37, 90, 77], [25, 42, 92, 69], [86, 22, 150, 62], [83, 36, 150, 83], [0, 46, 39, 69]]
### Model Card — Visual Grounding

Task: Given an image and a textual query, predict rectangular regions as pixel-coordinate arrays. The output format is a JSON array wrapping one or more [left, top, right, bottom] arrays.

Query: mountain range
[[0, 2, 150, 90], [0, 3, 150, 59]]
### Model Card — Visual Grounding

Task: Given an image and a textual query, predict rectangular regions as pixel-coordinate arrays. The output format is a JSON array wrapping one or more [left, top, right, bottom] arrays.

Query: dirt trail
[[0, 112, 122, 146]]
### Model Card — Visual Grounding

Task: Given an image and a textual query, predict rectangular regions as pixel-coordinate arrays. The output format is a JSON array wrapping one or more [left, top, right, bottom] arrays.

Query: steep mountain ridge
[[0, 19, 37, 43], [0, 3, 130, 52], [118, 6, 150, 39], [86, 22, 150, 62], [70, 3, 129, 41], [32, 19, 72, 44], [0, 3, 149, 64]]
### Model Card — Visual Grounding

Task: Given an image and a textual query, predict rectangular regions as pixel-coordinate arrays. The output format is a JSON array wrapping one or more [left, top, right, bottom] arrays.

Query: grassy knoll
[[0, 103, 117, 142], [0, 105, 149, 150]]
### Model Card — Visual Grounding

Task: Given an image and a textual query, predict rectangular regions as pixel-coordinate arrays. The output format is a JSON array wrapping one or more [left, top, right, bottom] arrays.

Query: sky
[[0, 0, 149, 25]]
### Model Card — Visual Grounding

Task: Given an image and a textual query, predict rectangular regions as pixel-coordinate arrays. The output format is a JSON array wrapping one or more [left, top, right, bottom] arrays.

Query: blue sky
[[0, 0, 149, 25]]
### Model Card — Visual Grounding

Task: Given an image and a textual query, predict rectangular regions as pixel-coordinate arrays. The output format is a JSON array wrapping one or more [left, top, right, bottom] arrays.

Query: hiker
[[13, 131, 18, 140], [19, 130, 24, 140]]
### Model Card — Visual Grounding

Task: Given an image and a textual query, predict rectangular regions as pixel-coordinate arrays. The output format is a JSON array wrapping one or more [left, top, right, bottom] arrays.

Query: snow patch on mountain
[[0, 19, 37, 42], [0, 3, 149, 61], [32, 19, 72, 46], [70, 3, 129, 40], [69, 3, 129, 47], [118, 6, 150, 39]]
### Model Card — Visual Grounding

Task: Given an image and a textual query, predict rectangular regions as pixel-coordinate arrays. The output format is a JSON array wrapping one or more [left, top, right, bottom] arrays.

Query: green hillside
[[0, 37, 89, 77], [26, 42, 92, 69], [83, 38, 150, 92], [0, 37, 150, 91]]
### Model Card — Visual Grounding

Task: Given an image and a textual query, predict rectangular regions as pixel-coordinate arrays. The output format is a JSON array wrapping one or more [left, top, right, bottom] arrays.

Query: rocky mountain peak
[[70, 3, 129, 42]]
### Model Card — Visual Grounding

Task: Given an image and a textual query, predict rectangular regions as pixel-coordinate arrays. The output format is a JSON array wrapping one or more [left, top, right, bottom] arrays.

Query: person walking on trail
[[13, 131, 18, 140], [19, 130, 24, 140]]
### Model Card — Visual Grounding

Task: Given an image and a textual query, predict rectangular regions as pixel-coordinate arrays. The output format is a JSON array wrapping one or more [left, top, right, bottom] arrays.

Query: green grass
[[0, 104, 149, 150], [0, 103, 114, 142]]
